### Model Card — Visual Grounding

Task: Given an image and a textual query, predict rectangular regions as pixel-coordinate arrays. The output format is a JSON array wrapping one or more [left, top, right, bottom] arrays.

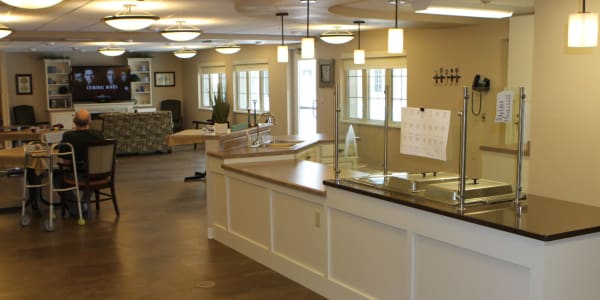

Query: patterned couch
[[100, 111, 173, 155]]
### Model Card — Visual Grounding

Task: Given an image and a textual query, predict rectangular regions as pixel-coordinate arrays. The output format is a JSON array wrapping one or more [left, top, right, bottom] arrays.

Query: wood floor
[[0, 145, 326, 300]]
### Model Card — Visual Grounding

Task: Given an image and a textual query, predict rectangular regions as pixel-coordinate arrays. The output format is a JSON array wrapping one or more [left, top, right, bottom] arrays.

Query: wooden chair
[[64, 139, 119, 216]]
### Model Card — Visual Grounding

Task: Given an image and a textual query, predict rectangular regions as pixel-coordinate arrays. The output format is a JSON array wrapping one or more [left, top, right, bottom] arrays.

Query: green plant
[[211, 88, 230, 123]]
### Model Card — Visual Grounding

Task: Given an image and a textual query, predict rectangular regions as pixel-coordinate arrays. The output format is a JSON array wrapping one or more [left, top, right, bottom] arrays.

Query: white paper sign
[[495, 90, 514, 123], [400, 107, 451, 161]]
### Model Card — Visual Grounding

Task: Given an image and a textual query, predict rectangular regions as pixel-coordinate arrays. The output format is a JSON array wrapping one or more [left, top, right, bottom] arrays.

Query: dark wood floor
[[0, 145, 326, 300]]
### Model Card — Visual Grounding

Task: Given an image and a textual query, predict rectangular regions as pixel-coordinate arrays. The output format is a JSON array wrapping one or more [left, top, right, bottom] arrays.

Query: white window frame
[[342, 57, 408, 126], [233, 64, 269, 113], [198, 66, 226, 110]]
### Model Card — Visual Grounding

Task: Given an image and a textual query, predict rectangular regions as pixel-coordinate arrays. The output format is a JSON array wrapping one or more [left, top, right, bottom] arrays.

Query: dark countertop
[[324, 179, 600, 242]]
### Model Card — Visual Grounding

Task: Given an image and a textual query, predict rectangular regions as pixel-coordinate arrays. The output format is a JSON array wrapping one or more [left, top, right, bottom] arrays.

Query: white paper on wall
[[495, 90, 514, 123], [400, 107, 451, 161]]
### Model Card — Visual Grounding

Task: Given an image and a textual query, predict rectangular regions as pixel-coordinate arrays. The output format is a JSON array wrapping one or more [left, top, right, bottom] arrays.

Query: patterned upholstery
[[100, 111, 173, 155]]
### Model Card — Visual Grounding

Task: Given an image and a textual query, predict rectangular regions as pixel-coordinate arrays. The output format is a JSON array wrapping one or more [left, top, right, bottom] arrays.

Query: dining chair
[[160, 99, 183, 133], [63, 139, 119, 217]]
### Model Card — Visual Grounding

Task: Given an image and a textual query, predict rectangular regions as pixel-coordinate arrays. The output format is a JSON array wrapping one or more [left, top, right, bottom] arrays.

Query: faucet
[[260, 112, 276, 125], [249, 112, 276, 147]]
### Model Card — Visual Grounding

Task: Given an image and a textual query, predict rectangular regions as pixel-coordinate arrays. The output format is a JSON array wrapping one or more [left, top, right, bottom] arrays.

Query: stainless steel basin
[[347, 171, 460, 194], [424, 179, 514, 205]]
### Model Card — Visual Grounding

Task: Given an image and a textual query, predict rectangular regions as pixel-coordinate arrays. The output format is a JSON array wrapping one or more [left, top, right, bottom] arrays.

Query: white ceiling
[[0, 0, 534, 54]]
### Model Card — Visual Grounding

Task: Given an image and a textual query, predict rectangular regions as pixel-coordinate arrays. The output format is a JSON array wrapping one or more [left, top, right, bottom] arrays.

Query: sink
[[265, 141, 303, 148]]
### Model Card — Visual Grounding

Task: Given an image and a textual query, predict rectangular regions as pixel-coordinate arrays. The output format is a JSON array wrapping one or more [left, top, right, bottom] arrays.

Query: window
[[198, 66, 226, 109], [234, 64, 269, 113], [343, 57, 407, 124]]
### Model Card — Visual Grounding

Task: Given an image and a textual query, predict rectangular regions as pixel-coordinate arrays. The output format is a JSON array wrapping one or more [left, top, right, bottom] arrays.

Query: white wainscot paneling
[[213, 173, 227, 229], [329, 208, 410, 300], [228, 177, 270, 249], [272, 191, 326, 275], [414, 235, 530, 300]]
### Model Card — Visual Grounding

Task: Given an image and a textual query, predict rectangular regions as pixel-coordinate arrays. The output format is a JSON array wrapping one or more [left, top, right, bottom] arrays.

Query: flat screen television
[[70, 65, 131, 102]]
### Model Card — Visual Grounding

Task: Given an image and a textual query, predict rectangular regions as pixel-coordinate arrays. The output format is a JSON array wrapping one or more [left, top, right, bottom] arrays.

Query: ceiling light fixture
[[568, 0, 598, 47], [415, 6, 513, 19], [174, 48, 197, 59], [320, 27, 354, 44], [0, 24, 13, 39], [276, 12, 289, 63], [354, 21, 365, 65], [301, 0, 315, 59], [102, 4, 159, 31], [0, 0, 62, 9], [98, 46, 126, 57], [161, 21, 203, 42], [215, 45, 241, 54], [388, 0, 404, 54]]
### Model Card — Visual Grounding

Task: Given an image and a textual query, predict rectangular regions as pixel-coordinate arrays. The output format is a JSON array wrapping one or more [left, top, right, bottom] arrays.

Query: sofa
[[100, 111, 173, 155]]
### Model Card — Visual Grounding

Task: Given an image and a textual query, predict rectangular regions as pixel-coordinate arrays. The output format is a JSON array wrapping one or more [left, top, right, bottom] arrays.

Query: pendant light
[[276, 12, 289, 63], [568, 0, 598, 47], [161, 21, 203, 42], [174, 48, 197, 59], [98, 46, 126, 57], [102, 4, 159, 31], [388, 0, 404, 54], [0, 0, 62, 9], [354, 21, 365, 65], [320, 27, 354, 44], [0, 24, 13, 39], [301, 0, 315, 59], [215, 45, 241, 54]]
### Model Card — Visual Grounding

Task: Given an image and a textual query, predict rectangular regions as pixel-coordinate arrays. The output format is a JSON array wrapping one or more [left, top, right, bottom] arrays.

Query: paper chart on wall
[[495, 89, 514, 123], [400, 107, 451, 161]]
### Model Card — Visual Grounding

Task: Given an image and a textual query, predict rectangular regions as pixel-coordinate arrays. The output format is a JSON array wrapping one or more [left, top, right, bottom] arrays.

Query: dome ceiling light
[[0, 24, 13, 39], [102, 4, 159, 31], [319, 27, 354, 44], [215, 45, 241, 54], [98, 46, 126, 57], [161, 21, 203, 42], [174, 48, 197, 59], [0, 0, 62, 9]]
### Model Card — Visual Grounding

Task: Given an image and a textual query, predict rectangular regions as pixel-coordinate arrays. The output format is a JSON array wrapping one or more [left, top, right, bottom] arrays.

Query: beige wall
[[530, 1, 600, 205]]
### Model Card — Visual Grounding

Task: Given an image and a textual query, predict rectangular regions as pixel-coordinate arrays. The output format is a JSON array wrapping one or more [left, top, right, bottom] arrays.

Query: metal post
[[515, 87, 526, 214], [334, 84, 341, 181], [458, 87, 469, 211], [383, 85, 390, 176]]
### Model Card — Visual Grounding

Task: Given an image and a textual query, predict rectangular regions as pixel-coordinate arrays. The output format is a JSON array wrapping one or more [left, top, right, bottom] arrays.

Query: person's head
[[84, 69, 94, 84], [120, 71, 127, 82], [106, 68, 115, 83], [73, 109, 91, 130]]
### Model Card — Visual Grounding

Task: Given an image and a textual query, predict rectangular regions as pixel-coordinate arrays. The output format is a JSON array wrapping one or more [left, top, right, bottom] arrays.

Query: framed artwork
[[318, 59, 335, 88], [16, 74, 32, 95], [154, 72, 175, 87]]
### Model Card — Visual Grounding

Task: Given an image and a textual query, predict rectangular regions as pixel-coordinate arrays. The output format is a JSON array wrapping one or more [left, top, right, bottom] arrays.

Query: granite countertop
[[324, 179, 600, 242], [207, 133, 331, 159], [222, 159, 367, 196]]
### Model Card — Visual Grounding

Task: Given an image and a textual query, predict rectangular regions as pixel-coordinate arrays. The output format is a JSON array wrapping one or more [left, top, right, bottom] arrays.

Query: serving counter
[[205, 134, 600, 300]]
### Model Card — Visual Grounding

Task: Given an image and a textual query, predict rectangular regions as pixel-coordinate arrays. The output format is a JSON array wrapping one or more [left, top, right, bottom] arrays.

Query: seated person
[[55, 109, 105, 216]]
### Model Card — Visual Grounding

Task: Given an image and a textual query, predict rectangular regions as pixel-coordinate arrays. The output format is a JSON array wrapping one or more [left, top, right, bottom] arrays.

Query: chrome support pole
[[515, 86, 526, 214], [458, 87, 469, 212], [334, 85, 341, 181], [383, 85, 390, 176]]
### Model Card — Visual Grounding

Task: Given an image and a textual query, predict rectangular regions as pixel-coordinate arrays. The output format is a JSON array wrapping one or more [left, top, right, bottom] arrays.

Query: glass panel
[[201, 74, 210, 107], [368, 69, 386, 121], [249, 70, 260, 111], [238, 71, 248, 110]]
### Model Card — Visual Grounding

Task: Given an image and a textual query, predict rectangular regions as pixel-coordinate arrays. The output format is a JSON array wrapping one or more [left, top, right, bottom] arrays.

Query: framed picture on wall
[[154, 72, 175, 87], [16, 74, 32, 95], [318, 59, 335, 88]]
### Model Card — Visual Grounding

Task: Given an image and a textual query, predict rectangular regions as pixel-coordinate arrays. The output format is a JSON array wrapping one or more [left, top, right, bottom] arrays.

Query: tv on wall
[[71, 65, 131, 103]]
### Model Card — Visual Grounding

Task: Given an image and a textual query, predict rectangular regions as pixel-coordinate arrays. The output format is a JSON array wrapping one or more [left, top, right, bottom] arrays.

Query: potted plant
[[211, 88, 230, 134]]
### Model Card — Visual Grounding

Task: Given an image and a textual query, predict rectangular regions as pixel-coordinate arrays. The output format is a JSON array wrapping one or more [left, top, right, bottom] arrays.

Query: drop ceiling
[[0, 0, 534, 53]]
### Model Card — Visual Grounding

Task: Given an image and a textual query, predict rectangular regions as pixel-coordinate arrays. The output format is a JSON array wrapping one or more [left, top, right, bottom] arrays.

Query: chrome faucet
[[260, 112, 276, 125]]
